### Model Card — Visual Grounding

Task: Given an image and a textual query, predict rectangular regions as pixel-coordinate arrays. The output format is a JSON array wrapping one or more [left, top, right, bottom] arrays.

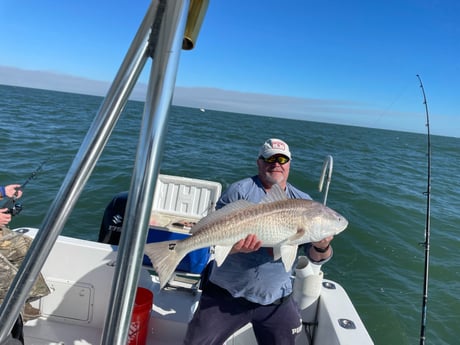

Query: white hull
[[17, 227, 373, 345]]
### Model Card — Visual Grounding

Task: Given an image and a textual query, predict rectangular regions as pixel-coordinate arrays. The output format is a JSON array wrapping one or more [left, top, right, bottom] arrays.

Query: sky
[[0, 0, 459, 137]]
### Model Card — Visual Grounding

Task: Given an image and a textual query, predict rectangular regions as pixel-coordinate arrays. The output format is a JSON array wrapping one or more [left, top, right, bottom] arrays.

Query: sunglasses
[[259, 155, 290, 165]]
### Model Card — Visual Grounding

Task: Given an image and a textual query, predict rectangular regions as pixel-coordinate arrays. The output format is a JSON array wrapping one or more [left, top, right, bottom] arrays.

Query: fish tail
[[144, 241, 185, 289]]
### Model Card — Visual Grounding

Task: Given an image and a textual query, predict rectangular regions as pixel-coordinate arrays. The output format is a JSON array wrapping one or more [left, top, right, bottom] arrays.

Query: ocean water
[[1, 84, 459, 345]]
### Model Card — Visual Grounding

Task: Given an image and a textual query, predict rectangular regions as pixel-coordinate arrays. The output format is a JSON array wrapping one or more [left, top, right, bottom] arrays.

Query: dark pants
[[184, 282, 302, 345]]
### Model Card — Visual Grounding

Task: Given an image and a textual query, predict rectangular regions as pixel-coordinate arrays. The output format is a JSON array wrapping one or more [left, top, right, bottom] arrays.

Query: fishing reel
[[5, 202, 23, 216], [1, 160, 45, 218]]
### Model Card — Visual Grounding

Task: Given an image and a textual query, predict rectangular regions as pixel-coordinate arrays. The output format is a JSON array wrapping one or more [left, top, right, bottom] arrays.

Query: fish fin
[[273, 229, 305, 262], [144, 240, 186, 289], [190, 200, 253, 234], [288, 228, 306, 242], [214, 245, 233, 266], [280, 244, 299, 271], [273, 245, 282, 261], [260, 183, 287, 204]]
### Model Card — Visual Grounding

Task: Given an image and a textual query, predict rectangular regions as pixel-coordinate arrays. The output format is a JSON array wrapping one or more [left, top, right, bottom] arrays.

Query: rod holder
[[183, 0, 209, 50]]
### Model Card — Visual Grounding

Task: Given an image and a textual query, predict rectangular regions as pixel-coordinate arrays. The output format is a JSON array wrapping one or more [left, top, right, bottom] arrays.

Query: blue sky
[[1, 0, 459, 137]]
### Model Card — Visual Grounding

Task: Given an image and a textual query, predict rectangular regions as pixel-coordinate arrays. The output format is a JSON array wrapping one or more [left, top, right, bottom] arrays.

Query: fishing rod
[[416, 74, 431, 345], [1, 159, 47, 216]]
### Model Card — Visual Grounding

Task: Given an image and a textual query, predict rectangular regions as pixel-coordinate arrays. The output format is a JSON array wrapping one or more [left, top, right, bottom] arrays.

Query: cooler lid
[[152, 174, 222, 220]]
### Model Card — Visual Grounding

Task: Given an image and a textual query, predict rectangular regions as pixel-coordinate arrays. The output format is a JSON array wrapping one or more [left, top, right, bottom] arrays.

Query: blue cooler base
[[143, 227, 210, 274]]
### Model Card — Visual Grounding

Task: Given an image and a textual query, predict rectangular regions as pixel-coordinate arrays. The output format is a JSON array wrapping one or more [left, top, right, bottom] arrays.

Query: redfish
[[144, 184, 348, 288]]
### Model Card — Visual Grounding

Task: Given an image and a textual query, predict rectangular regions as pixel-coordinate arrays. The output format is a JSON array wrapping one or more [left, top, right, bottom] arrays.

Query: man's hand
[[231, 234, 262, 254], [309, 236, 334, 262], [0, 208, 12, 227], [5, 184, 22, 199], [312, 236, 333, 250]]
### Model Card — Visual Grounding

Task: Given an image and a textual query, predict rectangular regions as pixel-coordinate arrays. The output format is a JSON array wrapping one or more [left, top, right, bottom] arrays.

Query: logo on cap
[[271, 140, 286, 151]]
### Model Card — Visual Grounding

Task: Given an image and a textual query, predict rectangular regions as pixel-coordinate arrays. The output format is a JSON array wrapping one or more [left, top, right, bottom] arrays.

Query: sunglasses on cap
[[259, 155, 290, 165]]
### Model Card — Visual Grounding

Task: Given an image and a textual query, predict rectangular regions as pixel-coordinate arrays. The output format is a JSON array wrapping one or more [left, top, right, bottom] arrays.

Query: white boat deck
[[19, 228, 373, 345]]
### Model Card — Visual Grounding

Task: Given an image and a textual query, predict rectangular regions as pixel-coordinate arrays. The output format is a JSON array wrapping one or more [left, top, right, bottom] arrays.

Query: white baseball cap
[[258, 138, 291, 159]]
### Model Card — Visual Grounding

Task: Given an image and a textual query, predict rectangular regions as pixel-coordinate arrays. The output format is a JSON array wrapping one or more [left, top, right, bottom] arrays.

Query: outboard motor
[[98, 191, 128, 245]]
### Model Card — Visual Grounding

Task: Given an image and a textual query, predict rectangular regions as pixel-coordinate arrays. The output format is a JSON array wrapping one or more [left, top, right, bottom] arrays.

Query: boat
[[0, 1, 374, 344]]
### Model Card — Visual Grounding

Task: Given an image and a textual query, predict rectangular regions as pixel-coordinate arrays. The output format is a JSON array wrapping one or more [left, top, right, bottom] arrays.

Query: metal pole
[[101, 0, 190, 344]]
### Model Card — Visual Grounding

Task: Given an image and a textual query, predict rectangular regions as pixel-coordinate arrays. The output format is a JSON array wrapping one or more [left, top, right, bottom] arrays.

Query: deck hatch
[[40, 278, 94, 324]]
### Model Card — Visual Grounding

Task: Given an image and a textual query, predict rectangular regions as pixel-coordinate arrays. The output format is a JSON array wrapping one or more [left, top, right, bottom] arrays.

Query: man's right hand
[[231, 234, 262, 254]]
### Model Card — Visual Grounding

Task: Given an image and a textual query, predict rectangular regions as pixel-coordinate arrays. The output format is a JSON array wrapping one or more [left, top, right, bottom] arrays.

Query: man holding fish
[[180, 138, 341, 345]]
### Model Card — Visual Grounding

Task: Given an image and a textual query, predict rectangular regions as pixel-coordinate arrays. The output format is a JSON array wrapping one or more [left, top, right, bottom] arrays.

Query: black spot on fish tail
[[168, 243, 176, 250]]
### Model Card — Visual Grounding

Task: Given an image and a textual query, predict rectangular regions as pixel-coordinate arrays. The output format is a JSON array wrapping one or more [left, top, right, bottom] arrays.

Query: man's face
[[257, 154, 290, 188]]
